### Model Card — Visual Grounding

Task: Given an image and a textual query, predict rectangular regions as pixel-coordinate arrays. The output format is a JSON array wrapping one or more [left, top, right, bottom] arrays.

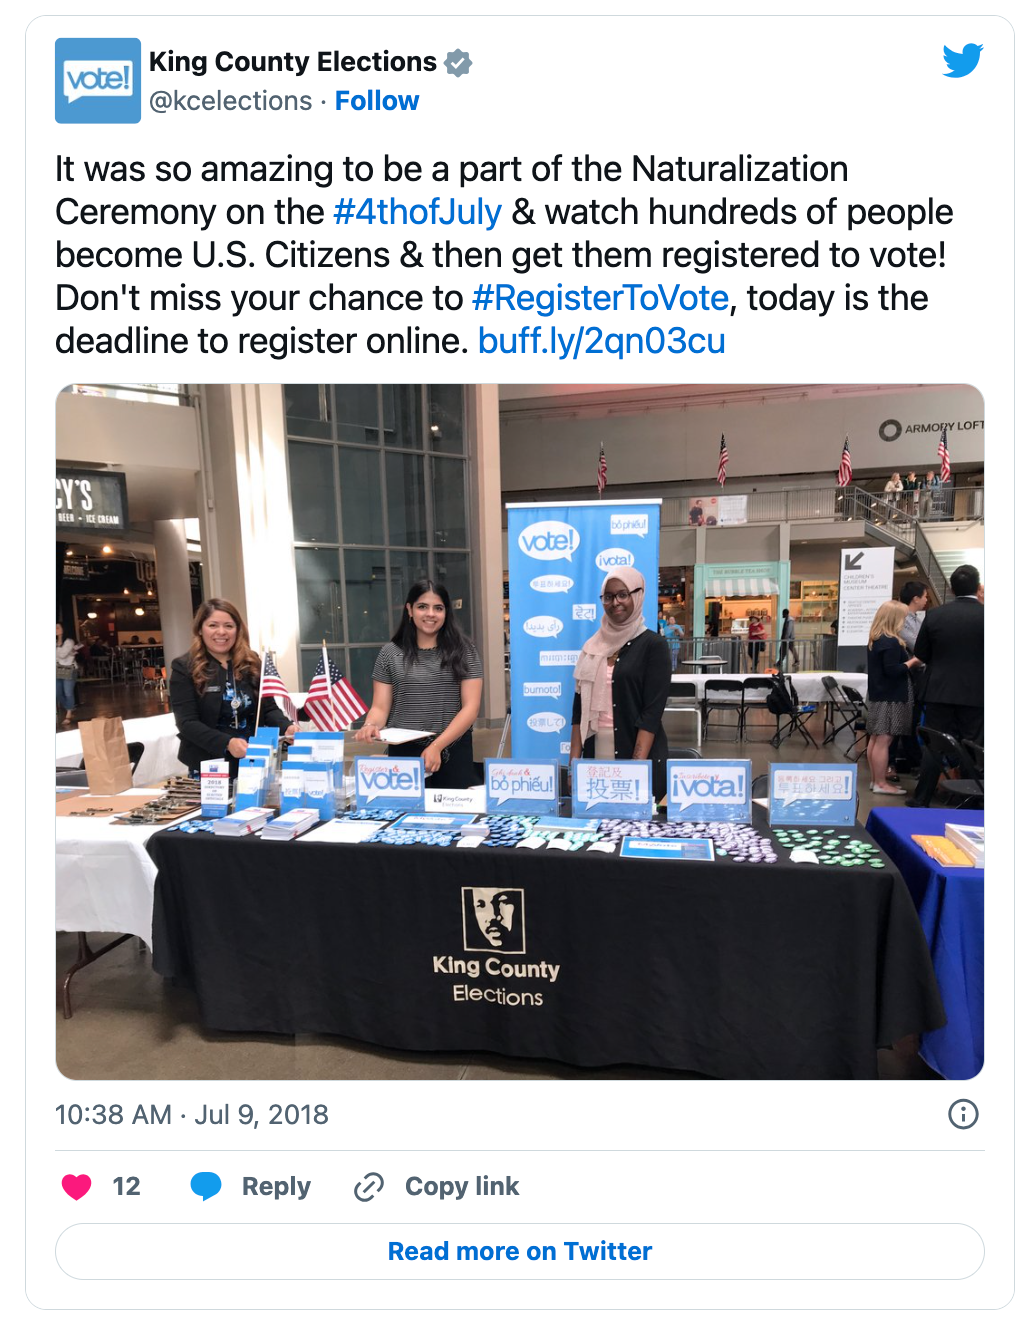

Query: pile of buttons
[[599, 819, 778, 863], [771, 828, 885, 867], [176, 818, 216, 834], [366, 826, 463, 848]]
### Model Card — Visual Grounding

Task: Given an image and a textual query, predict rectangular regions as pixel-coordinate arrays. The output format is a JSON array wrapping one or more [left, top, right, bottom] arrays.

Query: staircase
[[847, 487, 978, 605]]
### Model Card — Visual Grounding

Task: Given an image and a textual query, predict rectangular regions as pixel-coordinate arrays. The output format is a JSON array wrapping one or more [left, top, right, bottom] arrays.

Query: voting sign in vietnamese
[[507, 500, 661, 761]]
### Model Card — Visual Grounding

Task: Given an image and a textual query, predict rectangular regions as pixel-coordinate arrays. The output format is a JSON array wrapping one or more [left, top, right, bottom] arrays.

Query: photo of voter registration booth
[[55, 382, 985, 1082]]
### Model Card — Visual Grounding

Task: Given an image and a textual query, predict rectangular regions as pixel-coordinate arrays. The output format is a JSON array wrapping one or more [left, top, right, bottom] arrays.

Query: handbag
[[56, 664, 75, 679]]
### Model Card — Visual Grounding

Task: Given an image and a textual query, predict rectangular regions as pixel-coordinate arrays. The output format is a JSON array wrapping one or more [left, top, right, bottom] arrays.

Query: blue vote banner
[[507, 500, 661, 761]]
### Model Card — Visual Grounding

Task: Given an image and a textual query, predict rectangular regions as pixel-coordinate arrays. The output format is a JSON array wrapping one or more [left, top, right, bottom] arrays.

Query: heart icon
[[62, 1174, 91, 1201]]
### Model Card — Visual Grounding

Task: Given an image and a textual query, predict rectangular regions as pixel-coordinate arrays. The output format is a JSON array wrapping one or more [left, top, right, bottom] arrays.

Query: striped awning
[[706, 576, 779, 596]]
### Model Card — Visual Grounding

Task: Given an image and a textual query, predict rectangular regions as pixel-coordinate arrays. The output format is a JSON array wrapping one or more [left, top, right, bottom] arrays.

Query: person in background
[[892, 580, 929, 775], [569, 569, 671, 802], [356, 580, 483, 789], [977, 583, 984, 604], [56, 623, 81, 726], [778, 608, 799, 669], [169, 598, 296, 775], [747, 612, 766, 670], [882, 472, 904, 517], [866, 601, 921, 796], [908, 564, 984, 808], [902, 470, 919, 514], [662, 614, 683, 671], [918, 469, 940, 520]]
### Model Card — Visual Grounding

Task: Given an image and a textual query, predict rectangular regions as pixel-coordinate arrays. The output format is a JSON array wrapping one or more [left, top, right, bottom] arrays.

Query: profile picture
[[461, 886, 526, 955]]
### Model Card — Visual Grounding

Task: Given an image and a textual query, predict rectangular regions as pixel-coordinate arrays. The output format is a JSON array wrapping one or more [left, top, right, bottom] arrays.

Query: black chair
[[822, 677, 868, 760], [75, 741, 145, 777], [740, 676, 774, 740], [668, 745, 704, 760], [768, 673, 818, 750], [916, 726, 983, 807], [751, 773, 769, 799], [664, 681, 701, 746], [961, 739, 984, 782], [702, 678, 745, 741]]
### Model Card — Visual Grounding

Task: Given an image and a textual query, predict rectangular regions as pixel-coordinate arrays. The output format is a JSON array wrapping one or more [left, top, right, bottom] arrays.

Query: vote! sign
[[666, 760, 752, 823], [353, 757, 425, 811], [484, 760, 560, 815]]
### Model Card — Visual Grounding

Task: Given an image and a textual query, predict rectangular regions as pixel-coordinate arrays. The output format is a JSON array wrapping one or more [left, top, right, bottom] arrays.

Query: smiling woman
[[355, 580, 484, 788], [569, 569, 672, 801]]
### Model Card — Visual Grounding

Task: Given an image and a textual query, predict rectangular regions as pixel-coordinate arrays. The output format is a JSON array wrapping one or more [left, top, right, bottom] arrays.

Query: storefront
[[693, 560, 790, 651]]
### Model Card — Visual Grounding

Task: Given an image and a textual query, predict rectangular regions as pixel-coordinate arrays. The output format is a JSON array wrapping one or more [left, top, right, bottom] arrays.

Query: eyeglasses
[[600, 591, 634, 605]]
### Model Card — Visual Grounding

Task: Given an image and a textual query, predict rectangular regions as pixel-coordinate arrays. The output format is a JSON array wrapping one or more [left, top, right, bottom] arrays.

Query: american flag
[[837, 437, 853, 487], [596, 444, 607, 496], [305, 655, 367, 730], [938, 426, 951, 482], [259, 652, 297, 722], [717, 434, 728, 487]]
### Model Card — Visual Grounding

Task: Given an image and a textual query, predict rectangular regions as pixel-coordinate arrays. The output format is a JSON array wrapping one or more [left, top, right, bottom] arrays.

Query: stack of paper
[[945, 823, 985, 867], [213, 806, 275, 836], [259, 809, 320, 840]]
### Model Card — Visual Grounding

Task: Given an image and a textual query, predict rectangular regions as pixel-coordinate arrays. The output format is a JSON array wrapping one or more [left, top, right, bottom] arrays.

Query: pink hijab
[[573, 568, 647, 743]]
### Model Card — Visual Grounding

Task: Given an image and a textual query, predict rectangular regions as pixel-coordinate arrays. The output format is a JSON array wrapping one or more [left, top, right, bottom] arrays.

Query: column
[[467, 385, 506, 725], [152, 519, 195, 662]]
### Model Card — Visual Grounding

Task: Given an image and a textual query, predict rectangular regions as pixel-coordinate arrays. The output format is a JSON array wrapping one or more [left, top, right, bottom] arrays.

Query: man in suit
[[907, 564, 983, 807]]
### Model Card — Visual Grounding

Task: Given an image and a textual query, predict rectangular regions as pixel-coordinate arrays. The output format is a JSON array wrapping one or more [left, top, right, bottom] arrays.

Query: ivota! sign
[[507, 501, 661, 761]]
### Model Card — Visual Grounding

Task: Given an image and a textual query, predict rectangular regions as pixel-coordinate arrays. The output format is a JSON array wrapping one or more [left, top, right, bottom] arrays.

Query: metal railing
[[661, 484, 984, 529], [670, 635, 838, 674]]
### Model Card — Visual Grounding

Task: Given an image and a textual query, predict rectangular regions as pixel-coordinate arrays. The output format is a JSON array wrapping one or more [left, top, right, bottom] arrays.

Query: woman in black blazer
[[169, 598, 296, 774], [866, 600, 920, 796], [569, 570, 672, 802]]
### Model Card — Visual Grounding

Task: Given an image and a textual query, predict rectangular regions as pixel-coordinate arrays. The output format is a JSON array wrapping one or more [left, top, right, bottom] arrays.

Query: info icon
[[55, 38, 141, 124]]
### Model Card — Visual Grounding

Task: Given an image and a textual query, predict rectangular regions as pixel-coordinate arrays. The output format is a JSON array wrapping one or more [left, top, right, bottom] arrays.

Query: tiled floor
[[56, 685, 942, 1081]]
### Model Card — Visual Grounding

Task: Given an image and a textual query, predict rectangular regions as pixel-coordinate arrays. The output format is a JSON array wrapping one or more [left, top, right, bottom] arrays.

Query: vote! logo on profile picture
[[55, 38, 142, 124]]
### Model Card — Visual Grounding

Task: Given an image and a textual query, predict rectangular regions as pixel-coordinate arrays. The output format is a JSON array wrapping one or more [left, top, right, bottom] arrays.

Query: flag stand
[[254, 649, 267, 737]]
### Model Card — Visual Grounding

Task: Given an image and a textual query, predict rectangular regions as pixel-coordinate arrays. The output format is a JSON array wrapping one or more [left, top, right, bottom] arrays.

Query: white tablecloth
[[56, 713, 186, 786], [671, 671, 867, 702], [56, 790, 181, 948]]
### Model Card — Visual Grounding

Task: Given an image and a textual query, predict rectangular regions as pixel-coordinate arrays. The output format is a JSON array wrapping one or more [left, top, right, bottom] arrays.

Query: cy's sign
[[666, 760, 752, 823], [571, 760, 652, 818], [56, 468, 129, 534], [484, 761, 560, 815], [354, 757, 425, 811]]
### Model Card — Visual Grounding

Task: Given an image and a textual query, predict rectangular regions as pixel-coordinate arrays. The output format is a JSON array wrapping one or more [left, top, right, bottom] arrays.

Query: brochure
[[620, 837, 716, 862]]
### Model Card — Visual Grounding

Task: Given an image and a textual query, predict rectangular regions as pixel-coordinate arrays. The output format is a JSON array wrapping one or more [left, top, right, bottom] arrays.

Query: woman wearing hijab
[[568, 569, 672, 802]]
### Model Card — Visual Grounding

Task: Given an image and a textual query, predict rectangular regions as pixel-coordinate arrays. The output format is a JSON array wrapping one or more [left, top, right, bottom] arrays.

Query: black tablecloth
[[150, 829, 945, 1080]]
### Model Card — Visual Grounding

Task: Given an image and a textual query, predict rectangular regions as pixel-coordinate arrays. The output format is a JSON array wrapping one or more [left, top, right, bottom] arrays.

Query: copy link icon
[[355, 1171, 384, 1202]]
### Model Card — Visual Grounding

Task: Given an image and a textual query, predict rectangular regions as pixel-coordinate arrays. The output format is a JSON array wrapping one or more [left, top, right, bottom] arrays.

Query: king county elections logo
[[461, 887, 526, 954]]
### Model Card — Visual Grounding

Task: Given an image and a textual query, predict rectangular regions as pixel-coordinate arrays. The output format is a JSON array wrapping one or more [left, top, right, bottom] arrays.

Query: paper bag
[[78, 717, 133, 794]]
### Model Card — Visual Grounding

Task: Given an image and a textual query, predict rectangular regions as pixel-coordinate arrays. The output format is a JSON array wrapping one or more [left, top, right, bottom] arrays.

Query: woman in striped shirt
[[356, 580, 483, 789]]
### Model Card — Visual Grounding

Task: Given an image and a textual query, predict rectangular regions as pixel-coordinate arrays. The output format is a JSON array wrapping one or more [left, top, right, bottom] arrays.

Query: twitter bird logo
[[943, 43, 983, 77]]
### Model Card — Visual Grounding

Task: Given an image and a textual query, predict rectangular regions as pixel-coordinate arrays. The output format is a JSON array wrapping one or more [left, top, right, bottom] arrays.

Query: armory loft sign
[[878, 418, 984, 443]]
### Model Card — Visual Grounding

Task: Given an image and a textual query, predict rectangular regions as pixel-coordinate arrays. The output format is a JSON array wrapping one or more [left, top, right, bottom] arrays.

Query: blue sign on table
[[666, 759, 752, 823], [484, 760, 560, 815], [354, 757, 425, 812], [571, 759, 652, 819], [620, 837, 715, 861], [768, 763, 858, 826], [390, 813, 470, 831]]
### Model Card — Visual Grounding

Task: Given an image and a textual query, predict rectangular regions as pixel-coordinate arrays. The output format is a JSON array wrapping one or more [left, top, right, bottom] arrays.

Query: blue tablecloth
[[866, 807, 983, 1079]]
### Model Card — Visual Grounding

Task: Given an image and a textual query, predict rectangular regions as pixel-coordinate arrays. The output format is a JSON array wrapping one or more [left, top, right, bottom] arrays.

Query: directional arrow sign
[[838, 547, 895, 647]]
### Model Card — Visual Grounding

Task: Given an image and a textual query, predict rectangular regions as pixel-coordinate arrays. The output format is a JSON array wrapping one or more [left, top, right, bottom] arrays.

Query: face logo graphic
[[462, 887, 526, 955]]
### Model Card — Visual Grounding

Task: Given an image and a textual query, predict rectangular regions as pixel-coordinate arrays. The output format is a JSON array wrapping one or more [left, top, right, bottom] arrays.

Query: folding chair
[[751, 773, 769, 799], [961, 739, 984, 784], [664, 681, 702, 748], [702, 678, 745, 741], [768, 673, 818, 749], [822, 676, 868, 759], [916, 726, 983, 808], [141, 666, 161, 691], [741, 676, 774, 740]]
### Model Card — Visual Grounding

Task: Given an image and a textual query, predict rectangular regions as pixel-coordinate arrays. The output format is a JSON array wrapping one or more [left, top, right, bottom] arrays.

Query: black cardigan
[[866, 635, 911, 703], [571, 629, 672, 800], [169, 653, 293, 771]]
